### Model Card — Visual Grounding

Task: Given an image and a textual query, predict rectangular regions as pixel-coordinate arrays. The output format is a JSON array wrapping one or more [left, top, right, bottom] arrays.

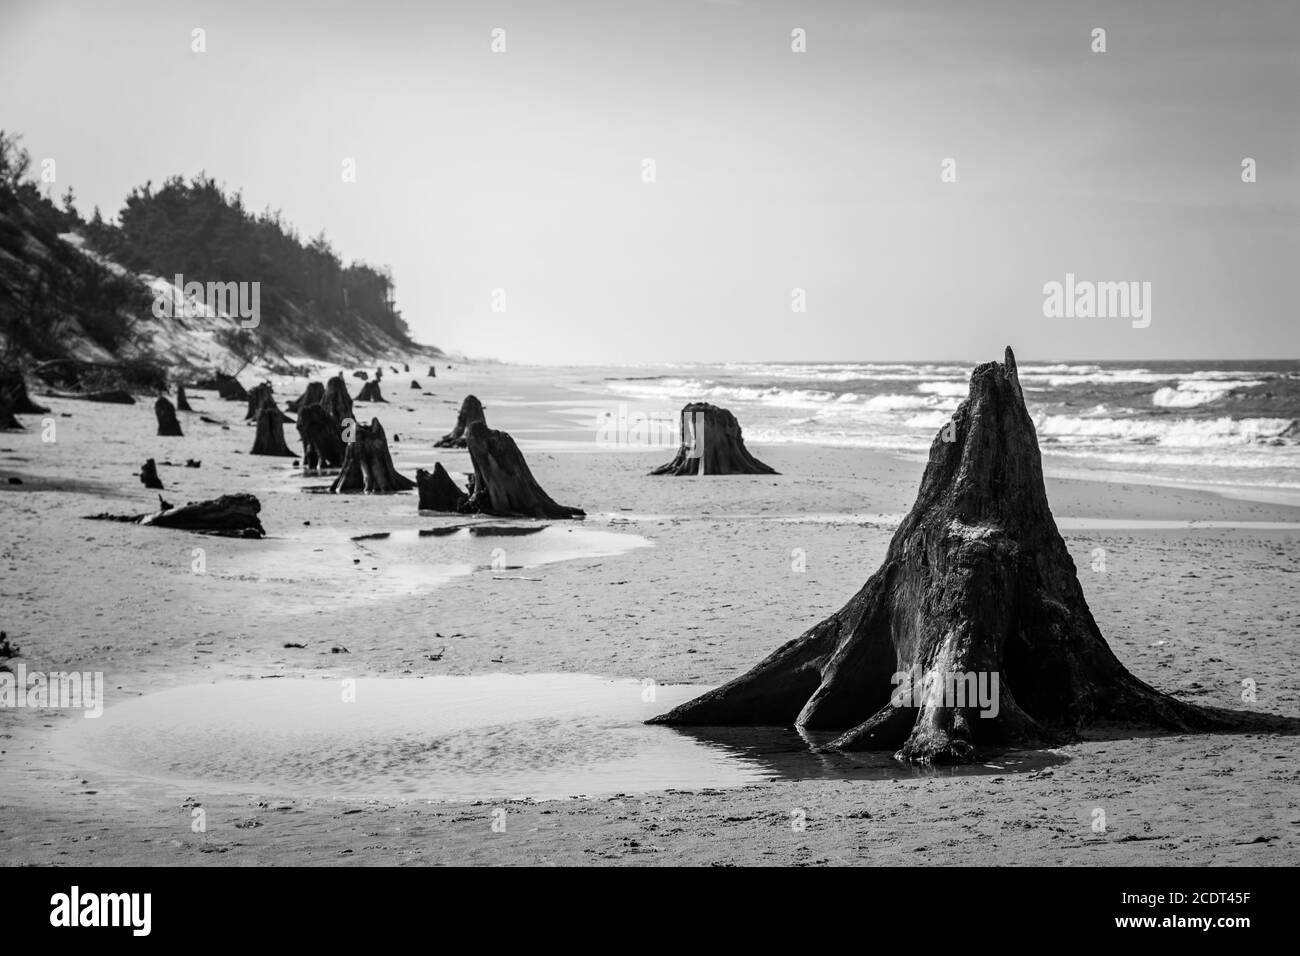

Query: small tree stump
[[296, 403, 346, 472], [410, 381, 422, 390], [356, 380, 387, 403], [322, 374, 354, 425], [353, 370, 368, 381], [287, 381, 324, 413], [428, 366, 437, 378], [139, 458, 163, 489], [330, 417, 414, 493], [416, 462, 468, 511], [1, 367, 49, 414], [251, 402, 296, 456], [434, 394, 486, 448], [650, 402, 777, 476], [176, 384, 193, 412], [155, 396, 184, 437], [461, 421, 583, 518], [403, 363, 410, 372], [194, 372, 248, 401]]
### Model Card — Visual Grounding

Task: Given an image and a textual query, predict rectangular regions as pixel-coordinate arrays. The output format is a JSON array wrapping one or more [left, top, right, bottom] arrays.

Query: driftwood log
[[155, 396, 183, 437], [251, 402, 296, 456], [287, 381, 324, 413], [296, 403, 346, 472], [176, 384, 193, 412], [649, 347, 1296, 763], [322, 374, 354, 425], [434, 394, 486, 448], [42, 389, 134, 404], [139, 458, 163, 489], [85, 493, 265, 538], [460, 421, 583, 518], [650, 402, 776, 476], [356, 380, 387, 403], [330, 417, 414, 493], [416, 462, 469, 512]]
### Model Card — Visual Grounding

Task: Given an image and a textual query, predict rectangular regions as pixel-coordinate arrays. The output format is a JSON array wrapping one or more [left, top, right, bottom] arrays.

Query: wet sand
[[1, 361, 1297, 865]]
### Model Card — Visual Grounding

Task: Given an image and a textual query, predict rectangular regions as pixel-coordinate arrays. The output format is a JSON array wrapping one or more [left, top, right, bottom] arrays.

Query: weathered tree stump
[[403, 363, 410, 372], [434, 394, 486, 448], [0, 397, 20, 430], [296, 403, 346, 472], [356, 380, 387, 403], [410, 381, 422, 390], [416, 462, 468, 512], [322, 374, 354, 425], [427, 366, 437, 378], [86, 493, 265, 538], [246, 382, 271, 421], [650, 402, 776, 476], [176, 384, 193, 412], [287, 381, 324, 413], [251, 401, 296, 456], [649, 348, 1295, 763], [139, 458, 163, 489], [460, 421, 583, 518], [329, 417, 414, 493], [155, 396, 184, 437], [194, 372, 247, 401], [1, 367, 49, 414]]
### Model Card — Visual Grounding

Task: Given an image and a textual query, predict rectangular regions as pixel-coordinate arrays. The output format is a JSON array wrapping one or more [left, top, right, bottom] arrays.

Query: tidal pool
[[54, 675, 1064, 802], [225, 523, 652, 601]]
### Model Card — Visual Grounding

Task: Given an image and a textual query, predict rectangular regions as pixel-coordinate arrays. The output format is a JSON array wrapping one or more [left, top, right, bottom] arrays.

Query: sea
[[597, 360, 1300, 500]]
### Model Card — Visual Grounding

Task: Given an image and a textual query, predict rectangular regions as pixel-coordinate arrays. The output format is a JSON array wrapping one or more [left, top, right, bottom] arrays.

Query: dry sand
[[1, 361, 1297, 866]]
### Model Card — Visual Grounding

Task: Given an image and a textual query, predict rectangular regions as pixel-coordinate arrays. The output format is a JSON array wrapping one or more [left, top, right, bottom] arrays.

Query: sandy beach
[[2, 360, 1296, 866]]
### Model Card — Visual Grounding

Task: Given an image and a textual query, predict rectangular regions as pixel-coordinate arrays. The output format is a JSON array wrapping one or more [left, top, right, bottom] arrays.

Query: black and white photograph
[[0, 0, 1296, 917]]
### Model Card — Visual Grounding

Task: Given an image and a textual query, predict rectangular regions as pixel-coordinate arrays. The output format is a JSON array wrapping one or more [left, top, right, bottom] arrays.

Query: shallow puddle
[[54, 675, 1065, 802], [226, 523, 652, 601]]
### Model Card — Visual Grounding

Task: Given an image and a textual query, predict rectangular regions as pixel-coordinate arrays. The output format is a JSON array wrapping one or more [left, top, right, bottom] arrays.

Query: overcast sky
[[2, 0, 1296, 364]]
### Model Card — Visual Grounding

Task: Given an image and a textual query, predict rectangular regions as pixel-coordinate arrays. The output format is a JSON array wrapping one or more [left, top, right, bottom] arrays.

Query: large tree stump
[[248, 383, 292, 424], [329, 417, 415, 493], [287, 381, 324, 413], [139, 458, 163, 489], [1, 367, 49, 415], [86, 493, 265, 538], [650, 402, 776, 476], [460, 421, 583, 518], [251, 401, 296, 456], [356, 380, 387, 403], [322, 374, 354, 425], [176, 384, 193, 412], [649, 347, 1293, 763], [416, 462, 468, 512], [434, 394, 486, 448], [296, 403, 346, 472], [155, 396, 184, 437]]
